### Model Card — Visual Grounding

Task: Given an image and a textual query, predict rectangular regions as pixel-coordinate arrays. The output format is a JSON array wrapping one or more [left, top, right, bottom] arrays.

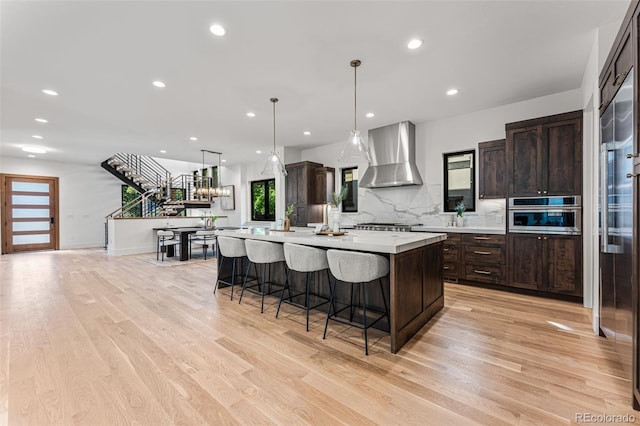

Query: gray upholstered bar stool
[[239, 239, 286, 313], [324, 249, 390, 355], [215, 236, 250, 300], [277, 243, 332, 331]]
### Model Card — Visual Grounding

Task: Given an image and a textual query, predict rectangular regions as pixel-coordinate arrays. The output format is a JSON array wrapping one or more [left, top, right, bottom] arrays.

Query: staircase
[[102, 153, 217, 219]]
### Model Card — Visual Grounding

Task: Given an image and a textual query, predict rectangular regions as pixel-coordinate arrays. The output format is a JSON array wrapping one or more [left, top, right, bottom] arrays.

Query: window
[[121, 185, 141, 217], [443, 150, 475, 212], [251, 178, 276, 221], [341, 167, 358, 213]]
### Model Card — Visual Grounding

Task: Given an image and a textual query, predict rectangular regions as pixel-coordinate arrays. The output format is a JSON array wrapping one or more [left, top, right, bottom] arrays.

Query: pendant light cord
[[350, 59, 361, 131], [273, 100, 276, 151]]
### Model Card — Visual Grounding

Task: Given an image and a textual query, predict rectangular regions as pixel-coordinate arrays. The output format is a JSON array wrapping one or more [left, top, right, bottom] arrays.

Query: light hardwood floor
[[1, 248, 638, 425]]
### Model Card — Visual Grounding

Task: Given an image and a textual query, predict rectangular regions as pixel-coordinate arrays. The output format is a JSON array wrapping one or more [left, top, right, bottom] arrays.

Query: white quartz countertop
[[215, 227, 446, 254], [411, 225, 505, 235]]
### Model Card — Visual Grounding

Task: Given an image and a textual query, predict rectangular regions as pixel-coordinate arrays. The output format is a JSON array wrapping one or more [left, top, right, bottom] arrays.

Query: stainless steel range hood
[[359, 121, 423, 188]]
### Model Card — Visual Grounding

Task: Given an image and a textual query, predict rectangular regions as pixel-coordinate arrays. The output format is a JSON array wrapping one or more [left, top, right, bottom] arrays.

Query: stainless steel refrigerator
[[600, 68, 634, 379]]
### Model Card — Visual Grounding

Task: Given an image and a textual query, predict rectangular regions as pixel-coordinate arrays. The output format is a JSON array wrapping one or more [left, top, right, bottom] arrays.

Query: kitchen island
[[215, 227, 446, 353]]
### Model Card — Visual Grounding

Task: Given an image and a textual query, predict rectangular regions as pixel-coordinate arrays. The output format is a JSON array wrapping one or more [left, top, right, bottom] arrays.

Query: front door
[[1, 174, 59, 254]]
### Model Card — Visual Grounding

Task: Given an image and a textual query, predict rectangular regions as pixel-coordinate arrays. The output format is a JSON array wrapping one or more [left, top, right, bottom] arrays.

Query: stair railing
[[108, 153, 172, 195]]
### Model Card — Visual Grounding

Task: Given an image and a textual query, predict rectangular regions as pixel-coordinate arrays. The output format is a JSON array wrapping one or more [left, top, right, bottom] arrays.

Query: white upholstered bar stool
[[324, 249, 390, 355], [215, 236, 249, 300], [277, 243, 331, 331], [239, 239, 286, 313], [157, 230, 180, 261]]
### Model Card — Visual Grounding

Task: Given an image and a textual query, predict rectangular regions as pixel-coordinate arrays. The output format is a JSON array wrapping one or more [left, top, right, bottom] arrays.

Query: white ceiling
[[0, 0, 630, 167]]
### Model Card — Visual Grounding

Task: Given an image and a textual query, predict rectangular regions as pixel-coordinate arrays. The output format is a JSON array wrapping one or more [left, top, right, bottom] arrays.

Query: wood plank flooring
[[1, 248, 638, 425]]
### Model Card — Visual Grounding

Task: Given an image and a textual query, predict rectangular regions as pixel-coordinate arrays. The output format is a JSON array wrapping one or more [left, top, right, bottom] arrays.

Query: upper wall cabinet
[[505, 110, 582, 197], [600, 24, 633, 113], [478, 139, 506, 199]]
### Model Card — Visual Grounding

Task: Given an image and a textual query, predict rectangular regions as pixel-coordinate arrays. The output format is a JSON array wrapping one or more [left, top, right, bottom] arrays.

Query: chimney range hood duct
[[359, 121, 423, 188]]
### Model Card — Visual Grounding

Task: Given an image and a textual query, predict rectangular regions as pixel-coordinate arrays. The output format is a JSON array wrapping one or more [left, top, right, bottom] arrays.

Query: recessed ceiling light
[[366, 112, 375, 118], [22, 146, 47, 154], [407, 39, 423, 50], [190, 137, 198, 141], [209, 24, 226, 36], [32, 135, 43, 139], [160, 150, 167, 153], [153, 81, 166, 88], [246, 112, 256, 118], [221, 159, 227, 162], [447, 88, 459, 96], [41, 89, 58, 96], [303, 131, 311, 136], [34, 118, 48, 123], [28, 154, 36, 158], [256, 150, 262, 154]]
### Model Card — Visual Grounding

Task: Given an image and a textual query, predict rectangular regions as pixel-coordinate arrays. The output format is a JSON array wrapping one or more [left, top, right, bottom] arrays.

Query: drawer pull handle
[[473, 250, 492, 255], [474, 270, 492, 275], [443, 248, 450, 252], [473, 236, 490, 240], [443, 266, 450, 270]]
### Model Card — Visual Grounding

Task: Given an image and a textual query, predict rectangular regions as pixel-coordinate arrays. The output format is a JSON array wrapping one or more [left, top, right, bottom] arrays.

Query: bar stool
[[157, 230, 180, 261], [239, 239, 286, 313], [215, 236, 251, 300], [277, 243, 331, 331], [324, 249, 390, 355]]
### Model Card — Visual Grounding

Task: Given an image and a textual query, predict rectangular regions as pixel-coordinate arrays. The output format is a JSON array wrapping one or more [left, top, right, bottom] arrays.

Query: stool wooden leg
[[361, 282, 369, 355]]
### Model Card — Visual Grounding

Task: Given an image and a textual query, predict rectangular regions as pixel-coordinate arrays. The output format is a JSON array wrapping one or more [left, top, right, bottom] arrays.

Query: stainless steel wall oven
[[508, 196, 581, 235]]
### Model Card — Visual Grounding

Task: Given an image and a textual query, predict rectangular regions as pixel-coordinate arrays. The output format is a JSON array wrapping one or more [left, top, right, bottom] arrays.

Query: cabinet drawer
[[464, 263, 505, 284], [463, 245, 504, 263], [446, 233, 462, 242], [443, 243, 459, 260], [443, 262, 458, 280], [462, 234, 505, 245]]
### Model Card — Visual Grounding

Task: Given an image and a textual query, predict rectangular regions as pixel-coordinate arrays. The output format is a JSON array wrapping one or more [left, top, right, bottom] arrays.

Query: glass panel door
[[1, 175, 59, 253]]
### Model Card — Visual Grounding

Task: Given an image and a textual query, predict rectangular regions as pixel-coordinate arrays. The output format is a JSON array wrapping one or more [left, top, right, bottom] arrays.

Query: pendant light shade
[[338, 59, 372, 164], [261, 97, 288, 177]]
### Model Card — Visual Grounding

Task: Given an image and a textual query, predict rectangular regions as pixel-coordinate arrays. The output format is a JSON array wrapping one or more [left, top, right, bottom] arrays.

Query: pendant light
[[197, 149, 227, 199], [261, 97, 288, 176], [338, 59, 372, 163]]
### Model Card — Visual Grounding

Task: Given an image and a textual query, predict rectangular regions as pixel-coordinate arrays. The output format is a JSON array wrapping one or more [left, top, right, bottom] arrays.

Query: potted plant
[[455, 202, 465, 227], [284, 203, 295, 231], [329, 185, 349, 231], [206, 215, 218, 229]]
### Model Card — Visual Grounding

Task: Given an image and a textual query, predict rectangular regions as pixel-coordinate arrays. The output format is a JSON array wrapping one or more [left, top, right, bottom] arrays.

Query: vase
[[456, 216, 464, 227], [205, 218, 215, 229], [283, 217, 291, 231], [329, 209, 341, 232]]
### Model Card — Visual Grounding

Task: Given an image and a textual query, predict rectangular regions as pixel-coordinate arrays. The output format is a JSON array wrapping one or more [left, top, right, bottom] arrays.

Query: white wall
[[0, 156, 122, 249], [301, 89, 582, 228]]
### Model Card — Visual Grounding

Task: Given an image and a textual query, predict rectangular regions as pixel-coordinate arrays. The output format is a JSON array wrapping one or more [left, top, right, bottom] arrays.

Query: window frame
[[341, 166, 358, 213], [250, 178, 276, 221]]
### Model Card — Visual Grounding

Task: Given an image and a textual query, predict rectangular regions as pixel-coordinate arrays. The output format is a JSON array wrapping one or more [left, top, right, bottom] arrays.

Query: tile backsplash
[[339, 184, 505, 228]]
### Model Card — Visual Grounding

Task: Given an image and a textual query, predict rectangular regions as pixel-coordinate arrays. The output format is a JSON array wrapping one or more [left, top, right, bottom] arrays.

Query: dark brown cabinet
[[600, 24, 632, 113], [442, 233, 461, 282], [312, 167, 335, 205], [461, 234, 506, 285], [507, 233, 582, 296], [285, 161, 324, 226], [506, 111, 582, 197], [478, 139, 506, 199]]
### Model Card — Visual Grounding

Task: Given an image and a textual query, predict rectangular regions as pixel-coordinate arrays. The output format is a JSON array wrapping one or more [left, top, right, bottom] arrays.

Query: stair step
[[108, 159, 124, 166], [117, 166, 133, 172]]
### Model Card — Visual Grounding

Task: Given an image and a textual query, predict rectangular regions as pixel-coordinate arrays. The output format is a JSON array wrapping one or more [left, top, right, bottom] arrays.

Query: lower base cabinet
[[507, 233, 582, 297], [442, 232, 583, 300]]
